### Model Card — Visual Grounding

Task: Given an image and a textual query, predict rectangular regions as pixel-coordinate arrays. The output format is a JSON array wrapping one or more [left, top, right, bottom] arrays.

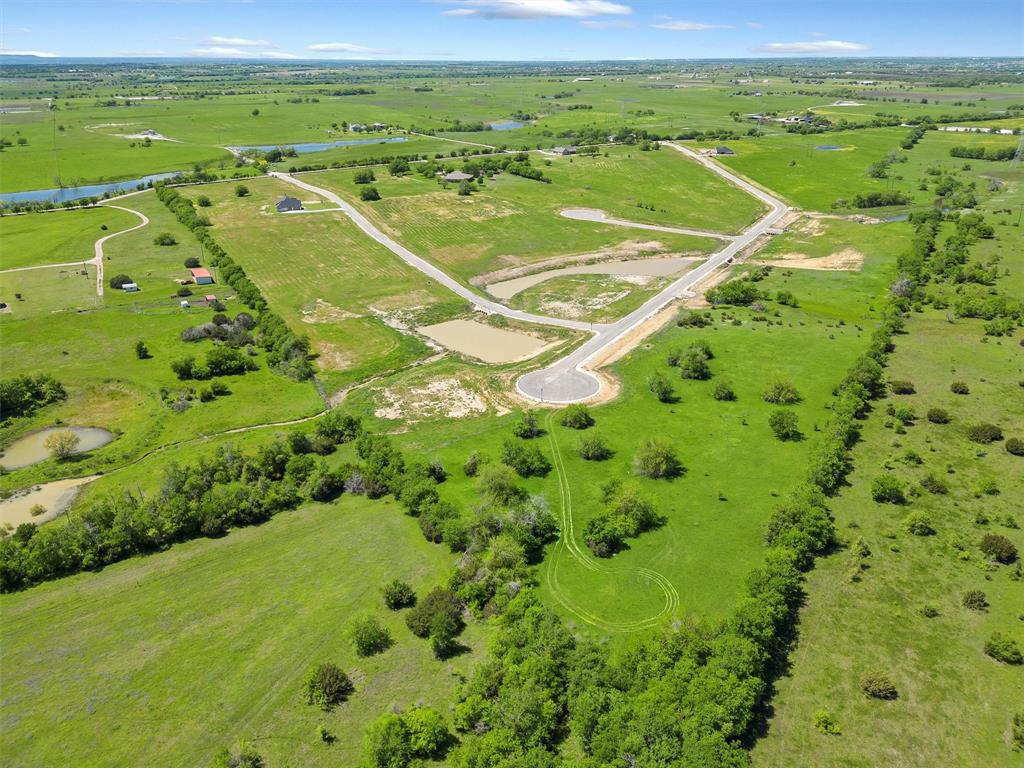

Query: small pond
[[0, 426, 115, 470], [0, 476, 98, 527], [488, 120, 524, 131], [814, 145, 846, 151], [0, 172, 181, 205], [228, 136, 409, 154]]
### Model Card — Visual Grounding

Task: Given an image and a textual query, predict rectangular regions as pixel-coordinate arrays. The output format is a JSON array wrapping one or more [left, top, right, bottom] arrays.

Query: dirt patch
[[487, 256, 698, 300], [758, 248, 864, 271], [419, 319, 555, 363], [301, 299, 361, 324], [538, 287, 632, 320], [0, 476, 99, 528], [375, 377, 488, 422], [590, 300, 682, 370]]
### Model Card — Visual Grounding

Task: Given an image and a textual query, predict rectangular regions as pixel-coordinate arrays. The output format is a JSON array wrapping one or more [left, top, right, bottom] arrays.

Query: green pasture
[[0, 263, 100, 318], [0, 494, 485, 768], [506, 271, 678, 323], [0, 206, 136, 269]]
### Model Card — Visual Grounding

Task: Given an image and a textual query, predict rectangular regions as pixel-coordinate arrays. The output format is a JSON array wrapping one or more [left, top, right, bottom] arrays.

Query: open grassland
[[190, 176, 468, 393], [752, 313, 1024, 768], [268, 134, 484, 170], [0, 494, 485, 768], [0, 206, 136, 269], [507, 271, 679, 323], [0, 263, 99, 318]]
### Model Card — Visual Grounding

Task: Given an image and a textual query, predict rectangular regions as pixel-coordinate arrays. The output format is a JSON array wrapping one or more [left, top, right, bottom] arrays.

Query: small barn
[[552, 146, 577, 156], [444, 171, 473, 183], [190, 268, 214, 285], [714, 146, 735, 156], [276, 196, 302, 213]]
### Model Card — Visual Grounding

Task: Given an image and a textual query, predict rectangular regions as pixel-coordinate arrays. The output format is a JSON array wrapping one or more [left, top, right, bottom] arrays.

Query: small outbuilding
[[190, 268, 214, 285], [205, 294, 218, 304], [444, 171, 474, 183], [122, 282, 140, 292], [275, 196, 302, 213], [180, 300, 191, 309], [552, 146, 577, 155], [714, 146, 735, 156]]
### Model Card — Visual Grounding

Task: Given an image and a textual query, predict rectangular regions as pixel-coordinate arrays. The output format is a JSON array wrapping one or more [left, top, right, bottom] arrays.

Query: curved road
[[272, 142, 789, 403], [559, 207, 737, 241]]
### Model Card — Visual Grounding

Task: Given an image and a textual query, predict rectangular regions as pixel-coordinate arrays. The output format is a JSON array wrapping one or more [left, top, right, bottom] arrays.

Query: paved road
[[559, 208, 737, 241], [273, 143, 789, 403]]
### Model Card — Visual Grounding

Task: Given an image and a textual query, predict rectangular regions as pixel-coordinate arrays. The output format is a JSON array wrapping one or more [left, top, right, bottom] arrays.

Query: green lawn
[[0, 494, 486, 768], [0, 206, 137, 269]]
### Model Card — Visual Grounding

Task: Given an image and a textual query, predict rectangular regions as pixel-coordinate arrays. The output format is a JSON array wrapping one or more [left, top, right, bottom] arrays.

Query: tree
[[184, 256, 201, 268], [500, 440, 550, 478], [430, 609, 461, 658], [584, 515, 622, 557], [678, 348, 712, 380], [984, 633, 1023, 665], [903, 511, 935, 536], [353, 169, 376, 184], [350, 615, 392, 657], [382, 579, 416, 609], [109, 274, 133, 289], [403, 707, 450, 757], [713, 381, 736, 401], [388, 158, 410, 176], [577, 433, 611, 461], [457, 180, 473, 196], [364, 713, 412, 768], [196, 195, 211, 207], [633, 437, 682, 479], [605, 481, 658, 537], [44, 429, 80, 460], [511, 410, 542, 438], [980, 534, 1018, 564], [406, 587, 463, 639], [251, 108, 260, 117], [153, 232, 176, 246], [559, 403, 593, 429], [134, 340, 150, 359], [304, 662, 354, 710], [647, 371, 675, 403], [769, 409, 801, 441], [234, 184, 249, 197], [860, 673, 898, 700], [361, 186, 381, 201], [763, 379, 802, 404], [871, 474, 905, 504], [479, 463, 528, 506]]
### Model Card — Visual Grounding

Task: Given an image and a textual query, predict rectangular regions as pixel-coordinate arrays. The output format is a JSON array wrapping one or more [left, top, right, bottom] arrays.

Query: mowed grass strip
[[0, 495, 484, 768]]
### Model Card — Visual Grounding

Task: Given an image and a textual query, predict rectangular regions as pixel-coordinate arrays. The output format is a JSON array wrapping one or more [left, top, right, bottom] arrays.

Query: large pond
[[0, 426, 115, 471], [488, 120, 524, 131], [228, 136, 409, 154], [0, 172, 181, 205]]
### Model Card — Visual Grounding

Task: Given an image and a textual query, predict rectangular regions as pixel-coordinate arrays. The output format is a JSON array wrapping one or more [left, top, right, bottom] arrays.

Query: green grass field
[[0, 206, 137, 269]]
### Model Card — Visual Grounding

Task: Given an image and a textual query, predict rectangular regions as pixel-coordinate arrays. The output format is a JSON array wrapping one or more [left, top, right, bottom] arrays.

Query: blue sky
[[1, 0, 1022, 60]]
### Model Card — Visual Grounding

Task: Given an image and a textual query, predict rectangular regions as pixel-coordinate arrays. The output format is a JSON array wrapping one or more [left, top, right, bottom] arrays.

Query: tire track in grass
[[543, 412, 679, 632]]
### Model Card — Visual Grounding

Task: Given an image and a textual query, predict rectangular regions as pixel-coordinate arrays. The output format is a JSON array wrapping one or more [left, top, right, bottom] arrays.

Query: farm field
[[0, 205, 137, 269]]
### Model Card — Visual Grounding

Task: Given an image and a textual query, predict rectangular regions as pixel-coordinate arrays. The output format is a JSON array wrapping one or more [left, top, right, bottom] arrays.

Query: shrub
[[647, 371, 675, 402], [966, 422, 1003, 443], [559, 403, 593, 429], [184, 256, 201, 268], [1005, 437, 1024, 456], [511, 410, 542, 438], [304, 662, 354, 710], [196, 195, 211, 207], [360, 186, 381, 201], [769, 409, 801, 441], [984, 633, 1023, 665], [350, 615, 392, 657], [353, 169, 376, 184], [210, 743, 264, 768], [153, 232, 177, 246], [890, 379, 915, 394], [109, 274, 133, 289], [1013, 711, 1024, 751], [903, 511, 935, 536], [177, 286, 192, 297], [403, 707, 450, 758], [633, 437, 682, 479], [892, 406, 917, 425], [382, 579, 416, 609], [605, 481, 658, 537], [134, 340, 150, 359], [860, 673, 898, 700], [677, 311, 712, 328], [980, 534, 1018, 564], [713, 381, 736, 401], [577, 433, 611, 461], [920, 604, 940, 618], [584, 514, 622, 557], [926, 407, 950, 424], [962, 589, 988, 611], [678, 348, 712, 380], [463, 451, 484, 477], [405, 588, 463, 639], [364, 713, 412, 768], [500, 440, 550, 477], [871, 474, 905, 504], [950, 380, 970, 394], [234, 184, 249, 197], [813, 709, 841, 735], [763, 379, 802, 404], [920, 474, 948, 494], [44, 429, 80, 460]]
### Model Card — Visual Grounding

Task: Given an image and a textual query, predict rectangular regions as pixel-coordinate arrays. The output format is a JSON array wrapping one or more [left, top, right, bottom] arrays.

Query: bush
[[353, 169, 376, 184], [962, 589, 988, 611], [402, 707, 450, 758], [559, 403, 593, 429], [196, 195, 211, 207], [605, 481, 658, 537], [926, 407, 950, 424], [109, 274, 133, 289], [871, 474, 905, 504], [153, 232, 177, 246], [706, 278, 762, 306], [966, 422, 1003, 443], [712, 381, 736, 401], [763, 379, 802, 404], [304, 662, 354, 710], [512, 410, 542, 438], [177, 286, 192, 297], [134, 340, 150, 359], [920, 474, 948, 494], [1013, 711, 1024, 751], [577, 433, 612, 461], [350, 615, 392, 657], [382, 579, 416, 609], [364, 713, 412, 768], [860, 673, 898, 700], [903, 511, 935, 536], [44, 429, 80, 460], [1007, 437, 1024, 456], [984, 633, 1023, 665], [210, 743, 264, 768], [234, 184, 249, 197], [463, 451, 484, 477], [980, 534, 1018, 564], [889, 379, 915, 394], [678, 348, 712, 380], [950, 380, 970, 394], [647, 371, 675, 403], [892, 406, 917, 425], [500, 440, 550, 477], [813, 709, 841, 735], [769, 409, 801, 441], [184, 256, 201, 268], [360, 186, 381, 201], [584, 514, 622, 557], [405, 588, 463, 639], [633, 437, 682, 479]]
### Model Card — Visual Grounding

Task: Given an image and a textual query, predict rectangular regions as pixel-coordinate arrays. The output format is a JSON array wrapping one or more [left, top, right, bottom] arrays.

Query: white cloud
[[745, 21, 764, 29], [260, 51, 299, 59], [191, 46, 251, 57], [752, 39, 869, 54], [14, 27, 33, 34], [439, 1, 632, 20], [652, 20, 734, 31], [308, 42, 384, 53], [0, 49, 57, 57], [580, 19, 633, 28], [202, 35, 269, 47]]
